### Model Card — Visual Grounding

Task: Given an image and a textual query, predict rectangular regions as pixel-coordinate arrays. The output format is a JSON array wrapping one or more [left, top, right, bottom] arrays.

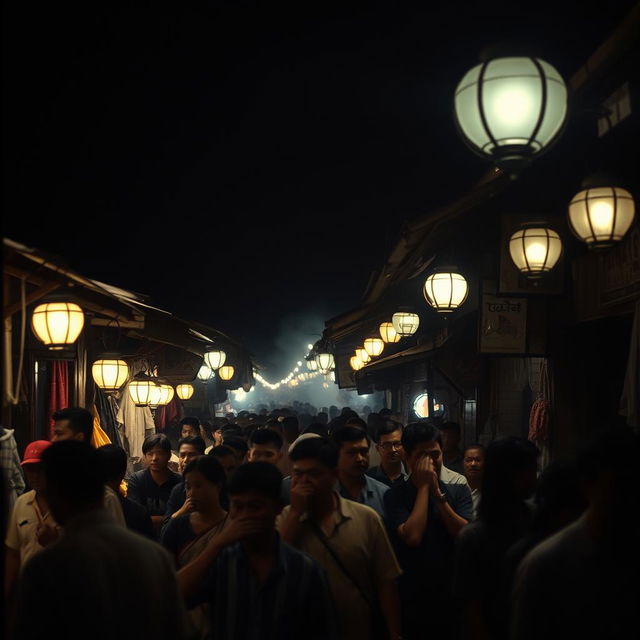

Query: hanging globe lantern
[[197, 364, 215, 381], [149, 383, 174, 408], [128, 377, 159, 407], [391, 312, 420, 337], [568, 183, 635, 249], [350, 355, 364, 371], [306, 359, 318, 371], [204, 349, 226, 370], [31, 302, 85, 350], [355, 347, 371, 364], [91, 358, 129, 392], [315, 352, 335, 372], [423, 269, 469, 312], [176, 383, 194, 400], [364, 337, 385, 357], [379, 322, 401, 344], [509, 223, 563, 278], [218, 365, 235, 381], [454, 55, 568, 174]]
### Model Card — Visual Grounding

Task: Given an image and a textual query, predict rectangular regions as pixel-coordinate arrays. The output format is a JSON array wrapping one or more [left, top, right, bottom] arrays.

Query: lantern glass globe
[[355, 348, 371, 364], [391, 312, 420, 336], [568, 187, 635, 248], [92, 359, 129, 391], [197, 365, 215, 381], [454, 56, 567, 172], [31, 302, 85, 350], [176, 384, 194, 400], [423, 271, 469, 312], [315, 353, 335, 372], [128, 379, 158, 407], [509, 225, 562, 277], [379, 322, 401, 343], [218, 365, 235, 381], [350, 355, 364, 371], [363, 337, 385, 357], [204, 350, 226, 370]]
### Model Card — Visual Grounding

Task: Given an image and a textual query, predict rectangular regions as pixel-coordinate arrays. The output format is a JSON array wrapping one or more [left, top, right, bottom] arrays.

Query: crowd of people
[[2, 404, 638, 640]]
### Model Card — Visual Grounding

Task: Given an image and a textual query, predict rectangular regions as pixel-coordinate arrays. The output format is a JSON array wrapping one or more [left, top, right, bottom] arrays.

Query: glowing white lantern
[[128, 379, 159, 407], [31, 302, 84, 350], [197, 365, 215, 381], [218, 365, 235, 381], [355, 347, 371, 364], [568, 186, 635, 249], [176, 384, 194, 400], [350, 355, 364, 371], [91, 359, 129, 392], [149, 383, 174, 408], [454, 56, 567, 173], [509, 224, 563, 278], [306, 359, 318, 371], [379, 322, 401, 343], [391, 312, 420, 337], [315, 352, 335, 372], [423, 270, 469, 312], [204, 350, 226, 370], [364, 337, 385, 357]]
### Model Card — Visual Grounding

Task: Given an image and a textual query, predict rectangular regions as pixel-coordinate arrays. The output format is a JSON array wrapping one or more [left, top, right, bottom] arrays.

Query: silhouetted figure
[[510, 427, 640, 640], [453, 436, 539, 640]]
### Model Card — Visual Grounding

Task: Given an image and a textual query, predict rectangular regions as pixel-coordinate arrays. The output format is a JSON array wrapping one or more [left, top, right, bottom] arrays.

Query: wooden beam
[[90, 318, 145, 329], [3, 265, 47, 286], [3, 282, 61, 319]]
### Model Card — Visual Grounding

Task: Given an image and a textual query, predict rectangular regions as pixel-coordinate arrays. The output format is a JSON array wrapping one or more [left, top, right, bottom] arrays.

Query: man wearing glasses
[[367, 421, 408, 488]]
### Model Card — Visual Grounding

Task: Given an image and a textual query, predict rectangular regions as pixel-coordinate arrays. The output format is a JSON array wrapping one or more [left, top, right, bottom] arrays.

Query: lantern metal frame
[[567, 176, 636, 249], [509, 221, 563, 279], [31, 300, 85, 350], [363, 337, 385, 357], [454, 54, 568, 176], [91, 355, 129, 392], [379, 322, 401, 344], [423, 267, 469, 313], [391, 311, 420, 337], [128, 374, 160, 407]]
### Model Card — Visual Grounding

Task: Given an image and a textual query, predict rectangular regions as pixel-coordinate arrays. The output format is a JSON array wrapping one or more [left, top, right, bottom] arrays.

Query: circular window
[[413, 393, 445, 419]]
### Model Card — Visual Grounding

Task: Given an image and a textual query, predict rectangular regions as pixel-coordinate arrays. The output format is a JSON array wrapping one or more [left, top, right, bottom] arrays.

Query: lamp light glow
[[31, 302, 85, 350]]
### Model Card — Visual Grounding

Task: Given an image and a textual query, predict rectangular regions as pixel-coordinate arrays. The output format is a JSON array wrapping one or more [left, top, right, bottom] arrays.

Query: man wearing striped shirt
[[178, 461, 337, 640]]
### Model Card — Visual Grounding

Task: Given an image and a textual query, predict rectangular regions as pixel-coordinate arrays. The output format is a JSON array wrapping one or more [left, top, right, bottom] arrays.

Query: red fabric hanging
[[48, 361, 69, 439], [154, 394, 183, 431]]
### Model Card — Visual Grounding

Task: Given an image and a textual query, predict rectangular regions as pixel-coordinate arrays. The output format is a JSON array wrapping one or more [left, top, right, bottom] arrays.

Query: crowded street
[[2, 2, 640, 640]]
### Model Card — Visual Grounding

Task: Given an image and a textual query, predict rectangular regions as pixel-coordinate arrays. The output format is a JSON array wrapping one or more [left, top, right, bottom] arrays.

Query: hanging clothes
[[95, 387, 121, 445], [48, 361, 69, 439], [116, 384, 156, 462], [91, 405, 112, 448], [154, 394, 183, 432]]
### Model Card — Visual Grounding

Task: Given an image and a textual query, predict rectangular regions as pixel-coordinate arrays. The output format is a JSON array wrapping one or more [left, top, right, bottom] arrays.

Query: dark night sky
[[3, 1, 637, 378]]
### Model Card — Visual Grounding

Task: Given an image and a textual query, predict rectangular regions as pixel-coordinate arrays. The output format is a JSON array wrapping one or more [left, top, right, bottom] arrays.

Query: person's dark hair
[[463, 443, 485, 456], [223, 436, 249, 457], [96, 444, 127, 483], [345, 416, 367, 430], [440, 421, 461, 434], [52, 407, 94, 442], [379, 408, 392, 418], [178, 435, 206, 455], [221, 428, 243, 441], [289, 437, 339, 469], [332, 425, 369, 448], [478, 436, 539, 523], [249, 428, 283, 450], [376, 420, 403, 443], [179, 416, 201, 429], [316, 412, 328, 425], [401, 421, 442, 453], [142, 433, 172, 455], [42, 441, 104, 511], [227, 461, 282, 501], [209, 445, 236, 459], [282, 416, 299, 437], [263, 418, 283, 431], [183, 455, 226, 487], [302, 423, 329, 438]]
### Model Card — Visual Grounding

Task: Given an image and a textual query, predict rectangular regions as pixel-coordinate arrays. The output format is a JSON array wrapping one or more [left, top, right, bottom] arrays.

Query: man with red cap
[[4, 440, 60, 609]]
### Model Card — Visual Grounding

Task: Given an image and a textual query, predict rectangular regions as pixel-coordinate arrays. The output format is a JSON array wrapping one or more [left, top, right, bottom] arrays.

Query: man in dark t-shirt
[[126, 434, 181, 536]]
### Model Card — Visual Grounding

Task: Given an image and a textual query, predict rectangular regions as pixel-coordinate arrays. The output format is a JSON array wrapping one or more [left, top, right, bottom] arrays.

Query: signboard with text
[[479, 295, 527, 353]]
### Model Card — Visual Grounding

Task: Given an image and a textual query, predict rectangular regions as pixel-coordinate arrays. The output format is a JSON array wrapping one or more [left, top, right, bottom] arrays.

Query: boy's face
[[181, 424, 197, 438], [291, 459, 337, 497], [144, 445, 171, 472], [248, 444, 282, 466], [337, 437, 369, 480], [229, 490, 281, 538], [178, 444, 200, 473], [408, 440, 443, 475]]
